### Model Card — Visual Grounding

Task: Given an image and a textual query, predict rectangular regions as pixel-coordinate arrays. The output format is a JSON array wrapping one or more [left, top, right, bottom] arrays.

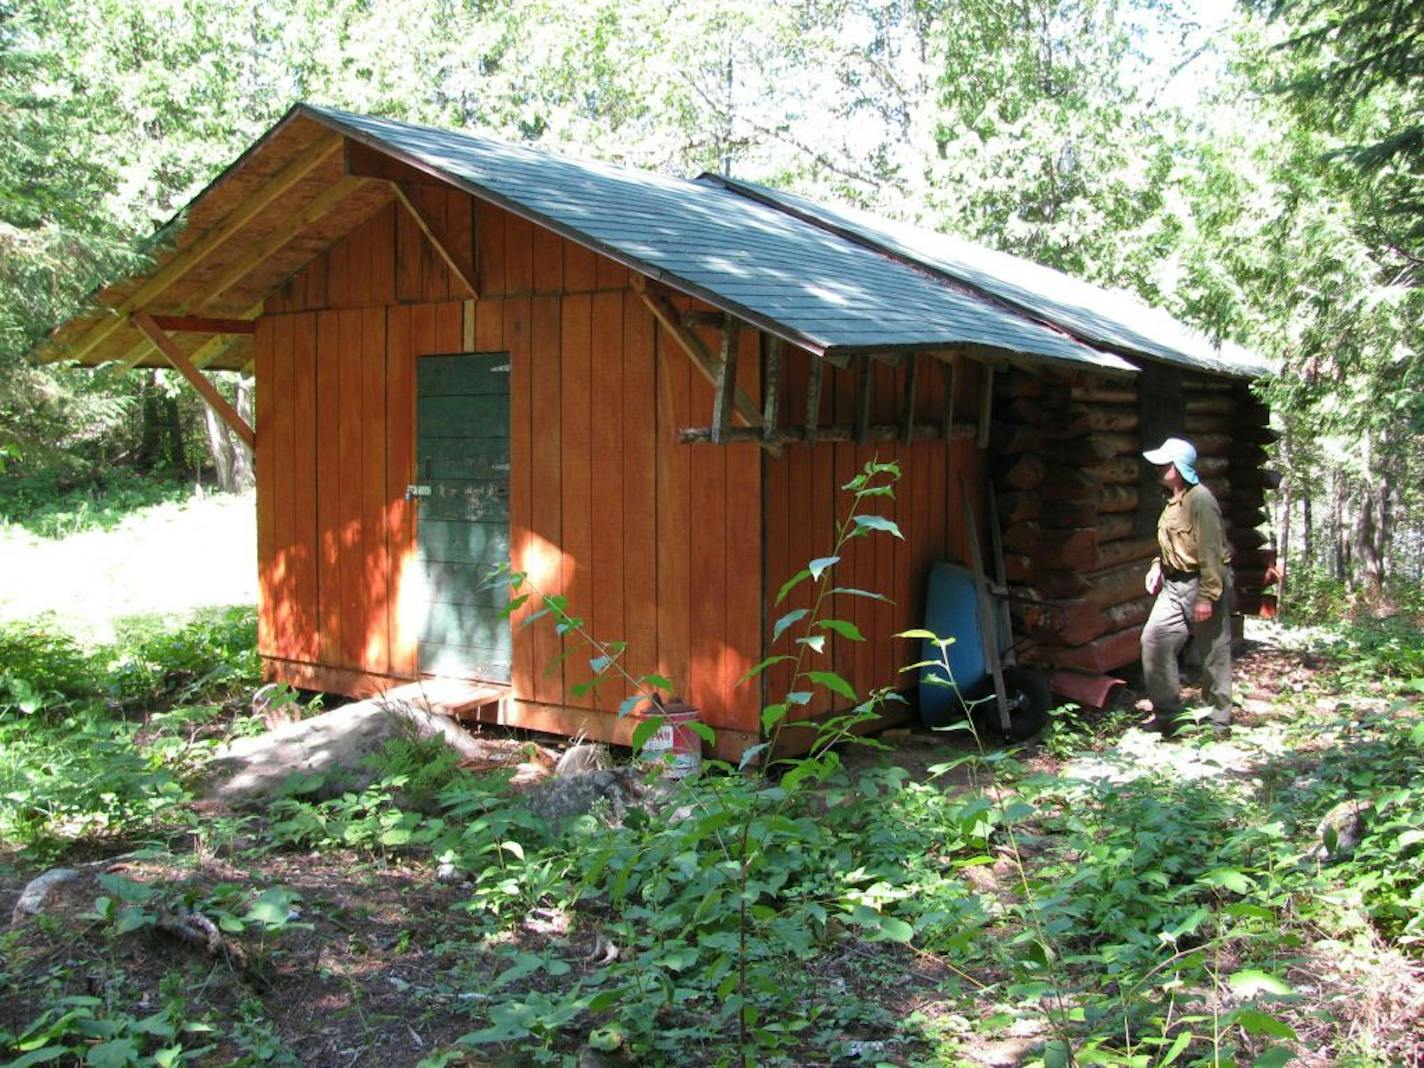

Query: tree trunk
[[1354, 429, 1390, 608], [163, 392, 185, 472], [138, 370, 162, 471], [1332, 471, 1348, 584], [200, 372, 254, 492], [1276, 427, 1291, 609], [202, 402, 236, 491]]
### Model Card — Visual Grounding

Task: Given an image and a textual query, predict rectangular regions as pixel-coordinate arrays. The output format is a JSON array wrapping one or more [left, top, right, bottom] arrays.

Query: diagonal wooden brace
[[132, 312, 255, 452], [633, 279, 760, 428]]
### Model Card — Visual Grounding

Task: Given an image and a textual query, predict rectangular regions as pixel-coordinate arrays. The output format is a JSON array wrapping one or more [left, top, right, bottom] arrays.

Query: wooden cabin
[[45, 104, 1274, 757]]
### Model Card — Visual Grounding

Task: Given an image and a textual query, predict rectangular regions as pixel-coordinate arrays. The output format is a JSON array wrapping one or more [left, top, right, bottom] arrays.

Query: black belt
[[1163, 568, 1198, 582]]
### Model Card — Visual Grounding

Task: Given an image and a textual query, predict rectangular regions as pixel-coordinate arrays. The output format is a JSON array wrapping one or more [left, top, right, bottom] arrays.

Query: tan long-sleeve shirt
[[1154, 483, 1231, 602]]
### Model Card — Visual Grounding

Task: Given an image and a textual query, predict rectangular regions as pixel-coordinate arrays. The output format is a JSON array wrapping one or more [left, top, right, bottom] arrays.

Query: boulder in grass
[[203, 693, 487, 807]]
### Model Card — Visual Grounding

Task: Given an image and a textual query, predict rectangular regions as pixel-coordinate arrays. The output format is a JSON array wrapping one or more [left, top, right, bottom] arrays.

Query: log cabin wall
[[254, 187, 767, 752], [762, 350, 983, 724], [993, 366, 1276, 677]]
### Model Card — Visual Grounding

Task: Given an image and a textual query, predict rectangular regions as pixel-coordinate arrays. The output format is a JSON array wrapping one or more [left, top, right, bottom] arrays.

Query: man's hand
[[1193, 599, 1213, 623], [1145, 560, 1163, 595]]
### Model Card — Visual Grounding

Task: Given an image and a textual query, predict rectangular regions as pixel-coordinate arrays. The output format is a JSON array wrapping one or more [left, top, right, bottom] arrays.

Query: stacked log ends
[[994, 370, 1157, 674], [988, 367, 1279, 685], [1185, 375, 1277, 620]]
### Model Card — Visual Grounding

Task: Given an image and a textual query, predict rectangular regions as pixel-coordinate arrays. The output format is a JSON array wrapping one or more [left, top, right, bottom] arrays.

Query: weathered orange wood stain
[[256, 191, 973, 742]]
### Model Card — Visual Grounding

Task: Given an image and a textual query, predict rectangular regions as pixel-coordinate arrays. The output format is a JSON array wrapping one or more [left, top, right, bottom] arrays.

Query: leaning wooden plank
[[391, 182, 478, 298], [131, 312, 254, 450], [60, 134, 340, 364]]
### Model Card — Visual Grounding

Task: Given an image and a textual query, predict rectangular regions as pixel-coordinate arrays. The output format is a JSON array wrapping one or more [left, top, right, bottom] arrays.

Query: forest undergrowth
[[0, 609, 1421, 1063]]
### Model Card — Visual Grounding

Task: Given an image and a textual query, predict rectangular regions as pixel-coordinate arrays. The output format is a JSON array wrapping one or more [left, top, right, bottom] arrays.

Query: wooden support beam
[[804, 356, 824, 445], [900, 353, 919, 443], [855, 357, 873, 442], [194, 175, 367, 311], [148, 315, 255, 334], [939, 357, 958, 444], [114, 299, 264, 374], [680, 422, 978, 445], [59, 133, 340, 364], [632, 279, 760, 427], [978, 363, 995, 448], [710, 319, 740, 444], [390, 181, 478, 298], [681, 309, 726, 330], [131, 312, 255, 451], [762, 336, 781, 449]]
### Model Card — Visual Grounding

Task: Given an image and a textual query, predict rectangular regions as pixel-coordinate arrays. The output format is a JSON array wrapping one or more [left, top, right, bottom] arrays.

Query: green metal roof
[[304, 105, 1138, 374], [699, 174, 1268, 379]]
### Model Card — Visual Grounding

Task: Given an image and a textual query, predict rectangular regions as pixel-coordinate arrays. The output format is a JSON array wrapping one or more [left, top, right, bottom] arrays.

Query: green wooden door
[[416, 353, 511, 681]]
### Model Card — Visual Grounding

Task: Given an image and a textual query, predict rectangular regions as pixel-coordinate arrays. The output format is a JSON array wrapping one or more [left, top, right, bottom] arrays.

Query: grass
[[0, 485, 256, 646]]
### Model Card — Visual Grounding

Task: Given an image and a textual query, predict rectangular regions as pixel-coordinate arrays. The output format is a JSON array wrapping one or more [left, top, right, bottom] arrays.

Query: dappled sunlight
[[0, 490, 257, 646], [519, 531, 563, 591]]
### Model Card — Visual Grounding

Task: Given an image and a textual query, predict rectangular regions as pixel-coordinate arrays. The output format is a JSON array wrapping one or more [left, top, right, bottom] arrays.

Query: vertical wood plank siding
[[255, 187, 967, 743]]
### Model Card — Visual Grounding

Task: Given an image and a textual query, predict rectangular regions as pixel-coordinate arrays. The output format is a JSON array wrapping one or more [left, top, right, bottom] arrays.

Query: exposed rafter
[[389, 182, 478, 298], [194, 175, 367, 311], [57, 133, 340, 365]]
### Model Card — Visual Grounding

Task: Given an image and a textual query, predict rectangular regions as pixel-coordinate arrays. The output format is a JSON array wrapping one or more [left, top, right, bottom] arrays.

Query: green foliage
[[0, 622, 99, 716], [0, 609, 259, 852], [0, 470, 193, 538], [104, 606, 259, 709]]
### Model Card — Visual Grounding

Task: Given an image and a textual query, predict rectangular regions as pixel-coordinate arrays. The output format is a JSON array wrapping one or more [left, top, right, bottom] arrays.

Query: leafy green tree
[[1255, 0, 1424, 255]]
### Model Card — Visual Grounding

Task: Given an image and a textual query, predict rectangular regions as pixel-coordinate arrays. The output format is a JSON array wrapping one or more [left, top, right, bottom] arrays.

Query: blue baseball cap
[[1143, 437, 1199, 484]]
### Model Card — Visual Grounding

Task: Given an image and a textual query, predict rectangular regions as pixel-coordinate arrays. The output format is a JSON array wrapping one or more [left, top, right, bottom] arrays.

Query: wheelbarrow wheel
[[1000, 666, 1052, 740]]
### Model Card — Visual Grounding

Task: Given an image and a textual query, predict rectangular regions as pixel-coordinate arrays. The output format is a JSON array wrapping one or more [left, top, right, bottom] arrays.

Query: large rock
[[203, 694, 488, 806]]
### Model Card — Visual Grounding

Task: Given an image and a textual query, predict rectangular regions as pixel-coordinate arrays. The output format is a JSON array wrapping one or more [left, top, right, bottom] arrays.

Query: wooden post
[[804, 356, 824, 445], [855, 357, 873, 443], [710, 319, 740, 444], [131, 312, 255, 452], [762, 336, 781, 448], [901, 353, 919, 443], [959, 472, 1011, 732]]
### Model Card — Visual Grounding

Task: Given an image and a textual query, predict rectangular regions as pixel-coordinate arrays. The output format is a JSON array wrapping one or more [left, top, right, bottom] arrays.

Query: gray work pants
[[1141, 572, 1232, 726]]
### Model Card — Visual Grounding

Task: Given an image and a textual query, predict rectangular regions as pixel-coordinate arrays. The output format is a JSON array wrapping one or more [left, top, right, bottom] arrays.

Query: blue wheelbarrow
[[917, 561, 1052, 739], [917, 475, 1056, 739]]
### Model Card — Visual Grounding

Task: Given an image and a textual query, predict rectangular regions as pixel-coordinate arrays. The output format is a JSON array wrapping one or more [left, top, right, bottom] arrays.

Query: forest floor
[[2, 495, 1423, 1066]]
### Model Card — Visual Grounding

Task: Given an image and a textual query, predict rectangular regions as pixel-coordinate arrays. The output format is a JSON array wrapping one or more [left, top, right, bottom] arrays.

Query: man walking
[[1141, 436, 1233, 733]]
